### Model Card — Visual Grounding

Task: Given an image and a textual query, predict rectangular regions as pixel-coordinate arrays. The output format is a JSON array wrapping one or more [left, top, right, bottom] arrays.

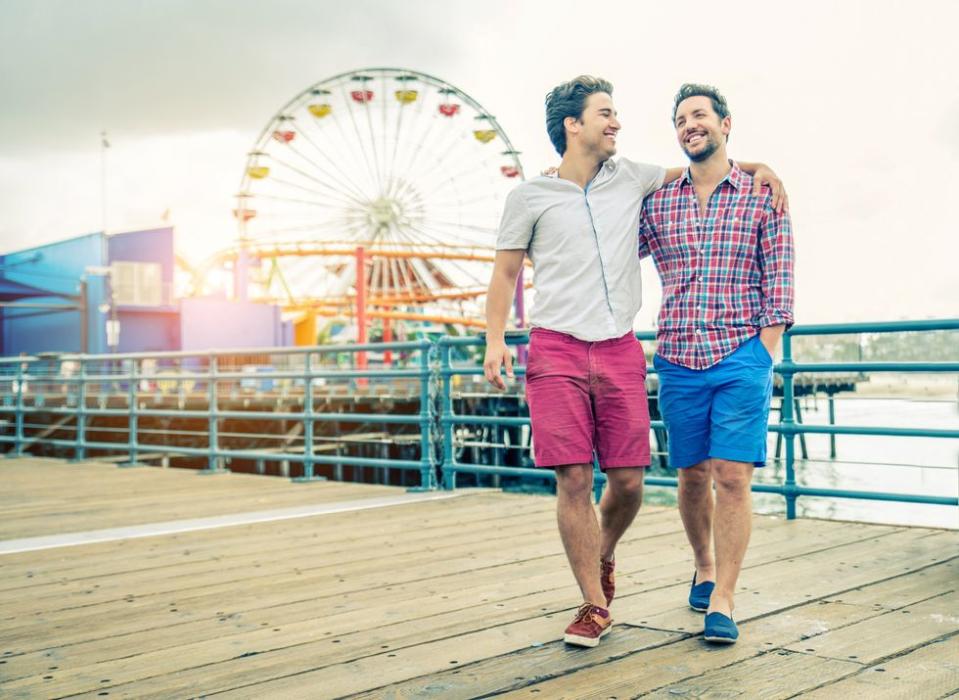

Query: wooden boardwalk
[[0, 458, 956, 699]]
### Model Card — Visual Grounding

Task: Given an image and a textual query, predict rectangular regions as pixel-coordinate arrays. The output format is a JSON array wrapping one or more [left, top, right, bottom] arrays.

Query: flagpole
[[100, 131, 109, 233]]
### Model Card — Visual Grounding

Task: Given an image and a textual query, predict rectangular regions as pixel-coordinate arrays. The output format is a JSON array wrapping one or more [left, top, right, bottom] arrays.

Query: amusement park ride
[[191, 67, 531, 348]]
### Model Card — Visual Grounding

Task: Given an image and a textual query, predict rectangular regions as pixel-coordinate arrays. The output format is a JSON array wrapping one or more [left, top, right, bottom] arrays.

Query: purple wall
[[180, 297, 288, 351], [107, 227, 175, 287]]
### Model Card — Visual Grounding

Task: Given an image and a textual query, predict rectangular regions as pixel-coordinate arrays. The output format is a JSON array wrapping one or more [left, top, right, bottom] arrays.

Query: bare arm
[[484, 249, 526, 390], [663, 166, 685, 186]]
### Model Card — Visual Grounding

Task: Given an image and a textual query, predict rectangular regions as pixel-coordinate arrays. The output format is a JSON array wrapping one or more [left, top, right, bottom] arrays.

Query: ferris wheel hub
[[369, 197, 403, 228]]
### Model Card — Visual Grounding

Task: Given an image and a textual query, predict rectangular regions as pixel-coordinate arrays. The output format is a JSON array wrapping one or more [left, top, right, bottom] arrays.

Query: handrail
[[1, 320, 957, 519]]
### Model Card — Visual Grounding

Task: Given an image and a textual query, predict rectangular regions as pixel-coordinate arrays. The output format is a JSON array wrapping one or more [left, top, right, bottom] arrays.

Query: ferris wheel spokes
[[237, 67, 525, 328]]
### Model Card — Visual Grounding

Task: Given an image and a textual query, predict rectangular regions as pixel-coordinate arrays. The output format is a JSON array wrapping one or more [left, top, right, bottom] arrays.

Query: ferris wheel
[[223, 67, 527, 335]]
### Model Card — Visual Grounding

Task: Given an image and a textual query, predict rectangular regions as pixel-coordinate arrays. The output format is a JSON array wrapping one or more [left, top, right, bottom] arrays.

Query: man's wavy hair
[[672, 83, 731, 141], [545, 75, 614, 156]]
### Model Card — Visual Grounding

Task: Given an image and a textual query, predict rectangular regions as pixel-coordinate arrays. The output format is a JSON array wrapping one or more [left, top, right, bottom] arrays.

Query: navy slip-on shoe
[[703, 612, 739, 644], [688, 572, 715, 612]]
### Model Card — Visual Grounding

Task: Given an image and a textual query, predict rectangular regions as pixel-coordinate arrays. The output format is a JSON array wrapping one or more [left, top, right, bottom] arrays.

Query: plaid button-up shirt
[[639, 163, 794, 370]]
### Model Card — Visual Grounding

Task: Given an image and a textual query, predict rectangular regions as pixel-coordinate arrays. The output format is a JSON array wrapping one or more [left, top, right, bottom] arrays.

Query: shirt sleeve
[[495, 187, 535, 250], [638, 199, 653, 260], [620, 158, 667, 198], [757, 200, 795, 329]]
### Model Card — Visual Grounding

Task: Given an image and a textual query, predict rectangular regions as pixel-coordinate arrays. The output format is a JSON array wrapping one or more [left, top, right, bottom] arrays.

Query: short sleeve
[[618, 158, 667, 198], [495, 186, 535, 250]]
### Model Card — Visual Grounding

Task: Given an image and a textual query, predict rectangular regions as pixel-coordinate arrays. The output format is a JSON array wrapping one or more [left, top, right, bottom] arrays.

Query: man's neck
[[557, 147, 605, 189], [688, 149, 732, 190]]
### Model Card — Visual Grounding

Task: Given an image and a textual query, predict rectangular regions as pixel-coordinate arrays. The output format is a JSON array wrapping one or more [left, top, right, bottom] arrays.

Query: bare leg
[[708, 458, 754, 616], [599, 467, 645, 562], [555, 463, 606, 607], [677, 460, 716, 583]]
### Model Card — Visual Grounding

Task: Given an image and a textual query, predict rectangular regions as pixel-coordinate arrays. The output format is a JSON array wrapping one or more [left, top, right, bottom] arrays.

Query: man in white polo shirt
[[483, 75, 784, 647]]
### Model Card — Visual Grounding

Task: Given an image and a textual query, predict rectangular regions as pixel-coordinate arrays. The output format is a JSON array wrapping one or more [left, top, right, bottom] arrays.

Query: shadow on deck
[[0, 457, 956, 699]]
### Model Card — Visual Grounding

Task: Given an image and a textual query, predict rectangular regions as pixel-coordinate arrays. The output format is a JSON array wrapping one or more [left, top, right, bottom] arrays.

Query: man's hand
[[483, 339, 514, 390], [752, 165, 789, 214], [759, 325, 785, 361]]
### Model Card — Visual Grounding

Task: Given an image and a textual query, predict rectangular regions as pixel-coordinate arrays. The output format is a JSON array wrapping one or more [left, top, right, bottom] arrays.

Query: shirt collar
[[681, 160, 743, 190]]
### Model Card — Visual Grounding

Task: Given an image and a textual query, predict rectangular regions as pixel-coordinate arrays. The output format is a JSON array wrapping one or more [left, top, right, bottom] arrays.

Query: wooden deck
[[0, 458, 956, 699]]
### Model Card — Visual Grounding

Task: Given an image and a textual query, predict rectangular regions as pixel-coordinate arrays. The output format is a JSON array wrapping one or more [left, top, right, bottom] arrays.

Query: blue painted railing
[[2, 319, 957, 519], [0, 341, 438, 490], [438, 319, 959, 518]]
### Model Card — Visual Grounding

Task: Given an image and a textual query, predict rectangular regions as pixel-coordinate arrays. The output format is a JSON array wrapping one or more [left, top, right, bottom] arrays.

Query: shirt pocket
[[657, 215, 698, 285]]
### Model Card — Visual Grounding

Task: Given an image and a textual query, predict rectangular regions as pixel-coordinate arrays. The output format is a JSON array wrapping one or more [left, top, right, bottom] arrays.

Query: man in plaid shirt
[[639, 84, 795, 644]]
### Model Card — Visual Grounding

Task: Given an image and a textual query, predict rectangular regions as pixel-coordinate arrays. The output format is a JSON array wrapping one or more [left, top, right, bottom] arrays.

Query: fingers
[[504, 351, 514, 379], [771, 183, 782, 213], [483, 355, 507, 390]]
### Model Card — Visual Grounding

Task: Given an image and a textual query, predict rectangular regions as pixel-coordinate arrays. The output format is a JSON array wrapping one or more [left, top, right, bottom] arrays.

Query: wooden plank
[[0, 513, 687, 681], [489, 559, 959, 699], [642, 648, 861, 699], [0, 509, 682, 651], [349, 560, 959, 699], [615, 530, 957, 632], [799, 634, 959, 699], [0, 492, 557, 590], [22, 529, 946, 699], [0, 511, 800, 692], [783, 590, 959, 664], [0, 512, 891, 666], [0, 503, 567, 613]]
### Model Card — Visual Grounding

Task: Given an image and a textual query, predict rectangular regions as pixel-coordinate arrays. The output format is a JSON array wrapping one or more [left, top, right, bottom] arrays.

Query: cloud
[[0, 0, 477, 152]]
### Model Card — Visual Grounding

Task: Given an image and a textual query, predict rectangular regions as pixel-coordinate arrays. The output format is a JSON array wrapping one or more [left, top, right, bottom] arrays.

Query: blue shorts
[[653, 335, 774, 469]]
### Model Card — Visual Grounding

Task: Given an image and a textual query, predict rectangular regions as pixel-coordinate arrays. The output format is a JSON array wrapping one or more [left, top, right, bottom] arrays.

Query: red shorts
[[525, 328, 651, 469]]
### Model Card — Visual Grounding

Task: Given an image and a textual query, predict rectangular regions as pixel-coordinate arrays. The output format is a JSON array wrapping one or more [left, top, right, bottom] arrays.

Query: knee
[[712, 460, 752, 494], [556, 466, 594, 500], [607, 470, 644, 500], [679, 461, 711, 493]]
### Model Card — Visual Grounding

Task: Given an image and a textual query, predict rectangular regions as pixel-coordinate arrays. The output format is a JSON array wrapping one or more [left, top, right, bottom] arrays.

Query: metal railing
[[0, 341, 438, 490], [2, 320, 957, 520], [438, 320, 959, 519]]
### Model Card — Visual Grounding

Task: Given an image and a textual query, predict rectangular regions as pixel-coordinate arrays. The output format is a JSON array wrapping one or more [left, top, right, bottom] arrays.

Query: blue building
[[0, 227, 291, 355]]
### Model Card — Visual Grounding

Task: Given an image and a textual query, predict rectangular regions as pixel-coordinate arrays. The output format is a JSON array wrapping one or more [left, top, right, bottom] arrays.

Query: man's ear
[[721, 115, 732, 139], [564, 115, 580, 137]]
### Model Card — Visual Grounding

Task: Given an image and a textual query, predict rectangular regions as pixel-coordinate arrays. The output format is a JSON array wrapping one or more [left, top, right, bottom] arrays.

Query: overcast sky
[[1, 0, 956, 327]]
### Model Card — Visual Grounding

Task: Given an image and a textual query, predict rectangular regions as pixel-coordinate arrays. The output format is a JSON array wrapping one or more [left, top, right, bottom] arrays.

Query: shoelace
[[573, 602, 596, 624]]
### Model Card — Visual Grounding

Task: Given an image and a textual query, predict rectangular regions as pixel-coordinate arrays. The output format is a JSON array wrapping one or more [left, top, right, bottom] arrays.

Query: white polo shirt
[[496, 158, 666, 341]]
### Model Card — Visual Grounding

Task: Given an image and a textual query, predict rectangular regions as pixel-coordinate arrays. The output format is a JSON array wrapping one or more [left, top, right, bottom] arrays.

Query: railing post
[[74, 358, 87, 462], [200, 355, 226, 474], [11, 360, 25, 457], [440, 341, 457, 490], [781, 333, 798, 519], [293, 351, 323, 482], [121, 357, 143, 467], [409, 340, 437, 491]]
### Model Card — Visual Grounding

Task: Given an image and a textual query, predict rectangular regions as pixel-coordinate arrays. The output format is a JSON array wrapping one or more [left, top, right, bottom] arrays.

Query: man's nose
[[610, 117, 621, 130]]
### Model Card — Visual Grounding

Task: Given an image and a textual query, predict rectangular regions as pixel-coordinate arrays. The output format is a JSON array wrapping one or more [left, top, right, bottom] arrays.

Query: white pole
[[100, 131, 109, 233]]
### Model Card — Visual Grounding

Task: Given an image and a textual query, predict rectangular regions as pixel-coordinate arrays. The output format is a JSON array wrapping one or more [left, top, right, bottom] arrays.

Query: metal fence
[[0, 341, 437, 490], [2, 320, 958, 520]]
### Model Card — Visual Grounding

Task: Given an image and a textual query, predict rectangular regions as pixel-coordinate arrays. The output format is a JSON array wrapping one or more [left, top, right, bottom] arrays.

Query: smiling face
[[567, 92, 620, 159], [674, 95, 730, 163]]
